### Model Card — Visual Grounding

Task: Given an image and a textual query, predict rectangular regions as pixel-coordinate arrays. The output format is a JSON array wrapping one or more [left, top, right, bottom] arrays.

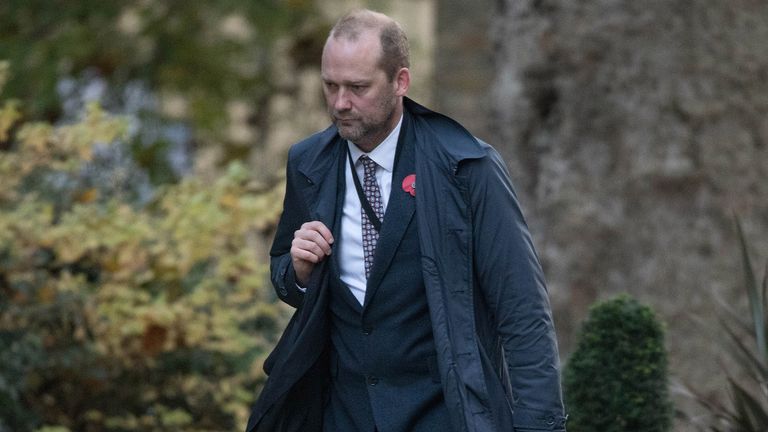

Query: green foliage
[[691, 218, 768, 432], [1, 0, 325, 180], [0, 64, 287, 431], [563, 294, 673, 432], [0, 0, 316, 125]]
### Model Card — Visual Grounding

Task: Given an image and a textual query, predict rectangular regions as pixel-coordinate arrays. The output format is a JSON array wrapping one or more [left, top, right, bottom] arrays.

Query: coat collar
[[293, 128, 344, 231], [403, 97, 486, 167], [295, 97, 487, 185], [296, 125, 342, 187]]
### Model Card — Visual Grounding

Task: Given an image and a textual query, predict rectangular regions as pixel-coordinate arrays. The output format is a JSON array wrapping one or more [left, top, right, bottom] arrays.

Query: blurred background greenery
[[1, 1, 328, 430]]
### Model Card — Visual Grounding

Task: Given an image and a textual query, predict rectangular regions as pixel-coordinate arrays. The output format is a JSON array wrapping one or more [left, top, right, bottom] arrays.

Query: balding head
[[328, 9, 410, 81]]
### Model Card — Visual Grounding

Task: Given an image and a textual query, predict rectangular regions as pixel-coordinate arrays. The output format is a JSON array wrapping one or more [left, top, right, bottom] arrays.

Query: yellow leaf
[[37, 284, 57, 304], [0, 61, 9, 92], [0, 100, 21, 142], [75, 188, 99, 204], [219, 193, 239, 209], [18, 122, 53, 153], [102, 254, 121, 273]]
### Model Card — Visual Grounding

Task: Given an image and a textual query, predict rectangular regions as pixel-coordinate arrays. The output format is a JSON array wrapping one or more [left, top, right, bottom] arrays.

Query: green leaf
[[736, 216, 767, 365], [721, 319, 768, 384]]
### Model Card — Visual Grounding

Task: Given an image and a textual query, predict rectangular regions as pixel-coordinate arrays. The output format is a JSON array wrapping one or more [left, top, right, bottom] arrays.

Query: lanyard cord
[[347, 147, 382, 232]]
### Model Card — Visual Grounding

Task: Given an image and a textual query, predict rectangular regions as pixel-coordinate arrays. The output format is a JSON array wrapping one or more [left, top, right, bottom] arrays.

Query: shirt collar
[[347, 114, 403, 173]]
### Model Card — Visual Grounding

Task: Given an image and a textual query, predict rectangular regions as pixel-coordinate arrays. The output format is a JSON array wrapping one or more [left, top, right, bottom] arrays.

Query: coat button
[[362, 326, 372, 335], [366, 375, 379, 386]]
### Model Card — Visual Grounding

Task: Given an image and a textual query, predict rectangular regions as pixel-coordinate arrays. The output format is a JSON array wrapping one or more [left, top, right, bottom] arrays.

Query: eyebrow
[[322, 77, 371, 86]]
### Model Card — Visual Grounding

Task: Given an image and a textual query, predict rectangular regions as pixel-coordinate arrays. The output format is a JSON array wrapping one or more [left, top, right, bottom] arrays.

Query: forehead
[[321, 32, 385, 81]]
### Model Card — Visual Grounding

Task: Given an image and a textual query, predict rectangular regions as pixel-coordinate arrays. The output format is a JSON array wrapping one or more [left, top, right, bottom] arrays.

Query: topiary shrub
[[563, 294, 673, 432]]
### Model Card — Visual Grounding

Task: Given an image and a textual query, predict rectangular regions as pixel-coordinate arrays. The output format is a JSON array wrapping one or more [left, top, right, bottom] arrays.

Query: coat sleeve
[[269, 151, 310, 309], [465, 147, 567, 431]]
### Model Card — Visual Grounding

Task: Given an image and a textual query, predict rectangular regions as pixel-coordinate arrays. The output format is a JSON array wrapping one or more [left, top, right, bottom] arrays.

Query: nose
[[334, 88, 352, 111]]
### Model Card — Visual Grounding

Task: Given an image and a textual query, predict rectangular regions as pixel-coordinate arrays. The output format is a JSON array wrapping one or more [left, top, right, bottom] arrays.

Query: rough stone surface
[[491, 0, 768, 427], [433, 0, 494, 140]]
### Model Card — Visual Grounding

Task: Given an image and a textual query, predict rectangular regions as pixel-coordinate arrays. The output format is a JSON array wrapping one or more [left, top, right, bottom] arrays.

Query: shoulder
[[469, 139, 506, 172], [406, 98, 489, 169], [287, 125, 339, 163]]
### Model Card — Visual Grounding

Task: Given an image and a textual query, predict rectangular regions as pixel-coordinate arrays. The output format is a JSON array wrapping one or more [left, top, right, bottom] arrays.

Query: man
[[247, 9, 566, 432]]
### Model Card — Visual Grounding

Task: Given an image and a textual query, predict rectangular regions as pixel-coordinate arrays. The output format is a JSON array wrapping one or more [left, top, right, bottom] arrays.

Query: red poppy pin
[[401, 174, 416, 197]]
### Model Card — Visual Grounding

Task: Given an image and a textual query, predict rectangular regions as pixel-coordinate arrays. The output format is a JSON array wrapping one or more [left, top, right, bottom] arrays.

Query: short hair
[[329, 9, 410, 81]]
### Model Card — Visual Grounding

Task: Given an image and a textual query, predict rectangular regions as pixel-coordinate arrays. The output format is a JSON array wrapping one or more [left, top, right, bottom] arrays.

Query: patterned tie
[[359, 155, 383, 279]]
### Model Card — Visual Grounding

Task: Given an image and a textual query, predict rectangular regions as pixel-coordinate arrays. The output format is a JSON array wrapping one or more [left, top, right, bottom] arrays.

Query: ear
[[394, 67, 410, 97]]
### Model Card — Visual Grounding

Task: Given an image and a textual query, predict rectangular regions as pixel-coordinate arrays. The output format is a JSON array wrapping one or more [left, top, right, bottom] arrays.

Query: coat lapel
[[363, 114, 416, 307], [297, 134, 345, 232]]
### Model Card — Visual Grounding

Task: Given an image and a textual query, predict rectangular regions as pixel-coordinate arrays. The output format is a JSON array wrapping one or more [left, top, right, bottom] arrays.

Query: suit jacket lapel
[[364, 113, 416, 308], [330, 146, 365, 312]]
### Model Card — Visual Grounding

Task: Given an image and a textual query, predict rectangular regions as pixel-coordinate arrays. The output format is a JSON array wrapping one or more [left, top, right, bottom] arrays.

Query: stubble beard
[[331, 95, 398, 149]]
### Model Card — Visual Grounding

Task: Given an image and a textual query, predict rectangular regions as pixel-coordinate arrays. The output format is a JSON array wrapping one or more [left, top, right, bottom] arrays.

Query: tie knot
[[359, 155, 377, 173], [359, 154, 375, 166]]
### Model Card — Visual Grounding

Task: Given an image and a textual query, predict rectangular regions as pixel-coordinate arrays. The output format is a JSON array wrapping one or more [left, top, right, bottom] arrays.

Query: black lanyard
[[347, 146, 382, 232]]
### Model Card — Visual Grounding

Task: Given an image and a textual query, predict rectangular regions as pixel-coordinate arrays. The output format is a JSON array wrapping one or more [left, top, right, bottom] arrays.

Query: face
[[321, 31, 409, 151]]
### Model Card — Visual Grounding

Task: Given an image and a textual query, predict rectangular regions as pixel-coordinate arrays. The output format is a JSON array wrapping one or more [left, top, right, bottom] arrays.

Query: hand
[[291, 221, 334, 286]]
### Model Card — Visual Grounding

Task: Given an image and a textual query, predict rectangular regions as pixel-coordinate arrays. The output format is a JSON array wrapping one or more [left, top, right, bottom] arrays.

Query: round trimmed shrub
[[563, 294, 673, 431]]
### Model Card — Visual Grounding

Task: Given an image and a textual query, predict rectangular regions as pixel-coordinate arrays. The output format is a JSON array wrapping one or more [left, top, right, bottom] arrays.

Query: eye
[[324, 82, 338, 92], [350, 85, 366, 94]]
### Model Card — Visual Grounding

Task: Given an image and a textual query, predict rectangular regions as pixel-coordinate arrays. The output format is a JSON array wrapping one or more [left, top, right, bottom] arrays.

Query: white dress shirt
[[338, 116, 403, 305]]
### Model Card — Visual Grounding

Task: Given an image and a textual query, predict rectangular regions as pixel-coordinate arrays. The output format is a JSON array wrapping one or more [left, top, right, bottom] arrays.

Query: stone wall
[[491, 0, 768, 427], [433, 0, 494, 140]]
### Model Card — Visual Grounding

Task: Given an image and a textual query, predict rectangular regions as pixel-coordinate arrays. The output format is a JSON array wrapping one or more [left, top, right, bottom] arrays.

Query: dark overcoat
[[246, 98, 567, 432]]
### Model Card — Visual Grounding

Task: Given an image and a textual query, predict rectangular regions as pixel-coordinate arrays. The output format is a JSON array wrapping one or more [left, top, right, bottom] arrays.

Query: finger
[[292, 237, 328, 260], [301, 221, 334, 245], [294, 228, 333, 255], [293, 231, 331, 255], [291, 244, 324, 264]]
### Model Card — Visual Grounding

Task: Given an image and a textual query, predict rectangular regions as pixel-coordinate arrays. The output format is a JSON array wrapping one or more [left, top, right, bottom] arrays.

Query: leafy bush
[[0, 62, 287, 431], [563, 294, 673, 432], [0, 1, 316, 128]]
